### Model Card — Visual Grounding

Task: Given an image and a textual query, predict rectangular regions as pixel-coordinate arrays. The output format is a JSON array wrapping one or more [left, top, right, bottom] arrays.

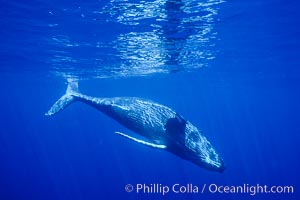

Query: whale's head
[[166, 116, 225, 172], [182, 122, 225, 172]]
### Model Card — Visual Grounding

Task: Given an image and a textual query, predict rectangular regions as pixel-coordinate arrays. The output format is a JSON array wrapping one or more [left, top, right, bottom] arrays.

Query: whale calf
[[46, 80, 225, 172]]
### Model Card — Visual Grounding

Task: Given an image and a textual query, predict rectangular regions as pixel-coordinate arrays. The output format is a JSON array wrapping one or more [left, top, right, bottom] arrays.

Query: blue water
[[0, 0, 299, 199]]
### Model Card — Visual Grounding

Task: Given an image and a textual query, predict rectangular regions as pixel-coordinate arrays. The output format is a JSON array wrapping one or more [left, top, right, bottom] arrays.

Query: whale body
[[46, 80, 225, 172]]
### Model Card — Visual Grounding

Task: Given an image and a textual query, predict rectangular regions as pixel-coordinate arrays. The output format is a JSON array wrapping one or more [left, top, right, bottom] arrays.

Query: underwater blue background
[[0, 0, 299, 199]]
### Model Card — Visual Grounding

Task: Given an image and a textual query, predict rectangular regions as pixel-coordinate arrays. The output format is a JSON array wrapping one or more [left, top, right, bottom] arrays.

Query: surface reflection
[[107, 0, 224, 76], [47, 0, 224, 78]]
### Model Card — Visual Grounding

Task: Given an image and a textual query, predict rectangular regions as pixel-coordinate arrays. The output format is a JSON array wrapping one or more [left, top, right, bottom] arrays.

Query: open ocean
[[0, 0, 299, 199]]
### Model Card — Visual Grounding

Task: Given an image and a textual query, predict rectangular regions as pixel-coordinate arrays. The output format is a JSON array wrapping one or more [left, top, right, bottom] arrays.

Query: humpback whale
[[46, 80, 225, 172]]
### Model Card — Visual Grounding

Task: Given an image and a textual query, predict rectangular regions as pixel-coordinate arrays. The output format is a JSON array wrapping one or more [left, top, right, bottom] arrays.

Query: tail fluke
[[45, 79, 79, 116]]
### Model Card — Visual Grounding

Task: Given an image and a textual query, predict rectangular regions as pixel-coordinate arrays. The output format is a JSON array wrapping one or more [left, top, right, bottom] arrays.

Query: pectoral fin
[[115, 131, 167, 149]]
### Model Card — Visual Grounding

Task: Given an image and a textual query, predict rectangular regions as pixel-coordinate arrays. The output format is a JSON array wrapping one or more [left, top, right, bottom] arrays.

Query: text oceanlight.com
[[124, 183, 294, 196]]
